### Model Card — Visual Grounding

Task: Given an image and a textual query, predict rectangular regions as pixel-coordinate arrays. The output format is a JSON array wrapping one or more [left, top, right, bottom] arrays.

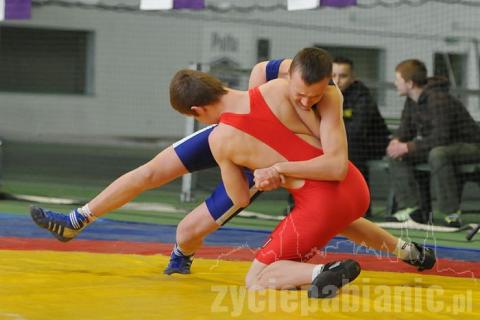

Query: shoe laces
[[43, 209, 70, 222], [169, 253, 192, 267]]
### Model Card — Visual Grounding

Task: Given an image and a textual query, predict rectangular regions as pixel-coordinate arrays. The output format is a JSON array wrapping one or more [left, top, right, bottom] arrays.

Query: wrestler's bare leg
[[175, 203, 220, 255], [246, 259, 314, 290], [245, 258, 360, 300], [30, 146, 190, 242], [174, 215, 434, 274], [175, 216, 398, 260], [340, 217, 398, 253], [88, 146, 188, 217]]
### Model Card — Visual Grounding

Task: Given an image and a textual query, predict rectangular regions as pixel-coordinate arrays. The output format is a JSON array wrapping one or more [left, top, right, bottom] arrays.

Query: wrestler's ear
[[190, 106, 204, 116], [406, 79, 415, 90], [190, 106, 202, 116]]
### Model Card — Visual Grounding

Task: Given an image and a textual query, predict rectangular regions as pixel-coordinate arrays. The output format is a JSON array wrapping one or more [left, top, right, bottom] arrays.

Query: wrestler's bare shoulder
[[264, 78, 289, 88], [317, 84, 343, 111], [260, 78, 290, 97], [278, 59, 292, 79], [210, 123, 237, 140]]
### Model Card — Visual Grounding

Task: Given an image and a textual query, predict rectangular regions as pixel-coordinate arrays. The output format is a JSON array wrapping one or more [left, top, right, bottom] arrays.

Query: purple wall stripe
[[173, 0, 205, 9], [4, 0, 31, 20], [321, 0, 357, 8]]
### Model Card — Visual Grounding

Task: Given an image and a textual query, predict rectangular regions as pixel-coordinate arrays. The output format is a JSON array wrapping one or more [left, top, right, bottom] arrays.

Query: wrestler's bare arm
[[248, 59, 292, 88], [248, 62, 268, 88], [318, 84, 344, 113], [271, 84, 348, 181], [209, 127, 250, 208]]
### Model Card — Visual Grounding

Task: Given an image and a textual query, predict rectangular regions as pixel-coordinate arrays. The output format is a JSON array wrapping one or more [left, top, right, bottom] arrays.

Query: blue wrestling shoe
[[308, 259, 361, 299], [401, 242, 436, 271], [164, 249, 193, 275], [30, 206, 88, 242]]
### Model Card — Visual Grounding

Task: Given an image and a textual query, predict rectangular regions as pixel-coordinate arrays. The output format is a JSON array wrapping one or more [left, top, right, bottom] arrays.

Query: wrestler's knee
[[245, 273, 257, 289], [134, 164, 160, 189], [246, 273, 269, 290], [176, 209, 218, 245], [254, 268, 276, 289], [247, 264, 293, 290], [138, 148, 188, 189], [245, 260, 268, 289]]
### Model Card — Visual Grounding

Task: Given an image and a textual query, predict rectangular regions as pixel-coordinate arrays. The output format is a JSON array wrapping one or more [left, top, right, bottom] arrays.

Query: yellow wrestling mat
[[0, 250, 478, 319]]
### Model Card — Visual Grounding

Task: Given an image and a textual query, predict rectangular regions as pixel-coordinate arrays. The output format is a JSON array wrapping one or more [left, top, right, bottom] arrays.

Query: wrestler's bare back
[[211, 79, 325, 188]]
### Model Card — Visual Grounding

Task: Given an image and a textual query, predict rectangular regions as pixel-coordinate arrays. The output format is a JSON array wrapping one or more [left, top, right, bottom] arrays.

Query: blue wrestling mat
[[1, 213, 479, 262]]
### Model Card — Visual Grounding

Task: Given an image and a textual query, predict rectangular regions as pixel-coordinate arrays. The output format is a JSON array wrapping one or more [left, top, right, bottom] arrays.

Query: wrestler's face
[[332, 63, 354, 93], [394, 72, 411, 97], [289, 70, 329, 111]]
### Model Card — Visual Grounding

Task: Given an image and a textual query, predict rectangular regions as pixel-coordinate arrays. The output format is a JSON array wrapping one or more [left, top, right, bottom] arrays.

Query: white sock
[[78, 204, 97, 222], [174, 243, 194, 257], [311, 264, 325, 282], [394, 239, 419, 260], [69, 204, 96, 230]]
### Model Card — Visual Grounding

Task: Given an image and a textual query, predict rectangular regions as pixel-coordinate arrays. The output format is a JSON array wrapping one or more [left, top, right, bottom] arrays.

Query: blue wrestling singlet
[[172, 125, 218, 172], [172, 123, 259, 225]]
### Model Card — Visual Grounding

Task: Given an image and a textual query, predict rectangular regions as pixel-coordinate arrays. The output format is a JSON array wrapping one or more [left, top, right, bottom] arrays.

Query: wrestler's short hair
[[395, 59, 427, 87], [289, 47, 333, 85], [170, 69, 228, 115]]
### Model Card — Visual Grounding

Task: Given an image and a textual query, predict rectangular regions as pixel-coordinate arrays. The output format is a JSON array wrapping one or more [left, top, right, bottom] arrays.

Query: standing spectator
[[388, 59, 480, 226], [333, 57, 390, 216]]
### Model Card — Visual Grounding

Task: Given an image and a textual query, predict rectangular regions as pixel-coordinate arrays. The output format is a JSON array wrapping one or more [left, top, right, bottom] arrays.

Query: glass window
[[433, 52, 466, 89], [0, 26, 93, 94]]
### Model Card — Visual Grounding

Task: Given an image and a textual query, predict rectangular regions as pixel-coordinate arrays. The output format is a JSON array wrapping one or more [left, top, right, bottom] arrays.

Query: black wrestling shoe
[[401, 242, 436, 271], [308, 259, 361, 299], [409, 209, 432, 224]]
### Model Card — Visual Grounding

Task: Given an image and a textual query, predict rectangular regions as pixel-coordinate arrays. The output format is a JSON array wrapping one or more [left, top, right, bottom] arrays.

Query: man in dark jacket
[[333, 57, 390, 216], [387, 59, 480, 226]]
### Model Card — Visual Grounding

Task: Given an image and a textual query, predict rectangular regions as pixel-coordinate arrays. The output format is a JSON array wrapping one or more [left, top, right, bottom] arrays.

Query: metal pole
[[180, 63, 202, 202], [180, 116, 196, 202], [0, 139, 3, 189], [466, 38, 480, 118]]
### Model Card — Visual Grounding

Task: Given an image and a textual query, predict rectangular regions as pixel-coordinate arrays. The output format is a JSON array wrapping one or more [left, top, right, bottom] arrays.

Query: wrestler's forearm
[[273, 154, 348, 181]]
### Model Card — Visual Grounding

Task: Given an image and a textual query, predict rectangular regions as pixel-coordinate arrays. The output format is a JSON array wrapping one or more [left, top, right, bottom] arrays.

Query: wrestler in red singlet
[[220, 87, 371, 265]]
